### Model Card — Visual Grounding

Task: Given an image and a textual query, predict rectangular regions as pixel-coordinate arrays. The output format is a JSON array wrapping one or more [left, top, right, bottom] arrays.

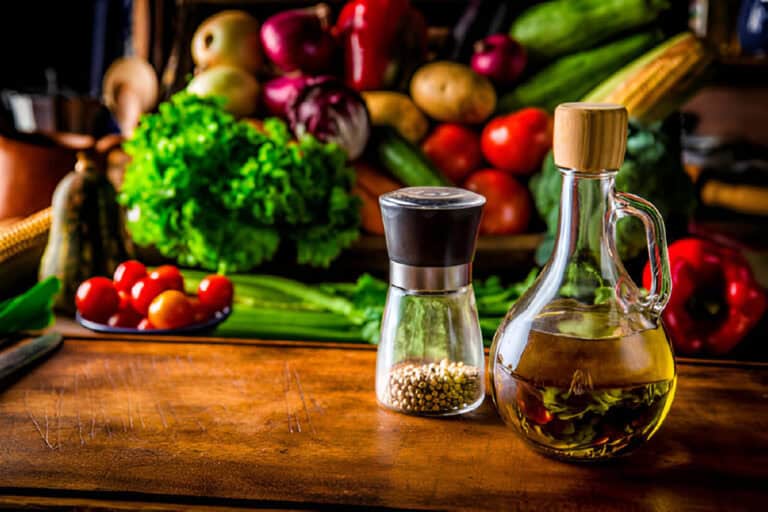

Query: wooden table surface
[[1, 333, 767, 511]]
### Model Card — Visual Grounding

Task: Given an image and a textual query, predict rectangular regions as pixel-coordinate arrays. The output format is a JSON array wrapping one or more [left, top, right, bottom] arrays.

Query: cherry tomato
[[481, 108, 552, 175], [130, 277, 169, 316], [421, 123, 483, 183], [197, 275, 234, 311], [149, 265, 184, 292], [189, 297, 212, 323], [107, 309, 142, 328], [117, 290, 132, 312], [113, 260, 147, 293], [75, 277, 120, 323], [148, 290, 195, 329], [464, 169, 532, 235], [137, 318, 155, 331]]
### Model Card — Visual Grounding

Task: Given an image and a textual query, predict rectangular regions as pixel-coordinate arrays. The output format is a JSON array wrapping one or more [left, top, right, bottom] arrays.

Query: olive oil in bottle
[[492, 304, 676, 460]]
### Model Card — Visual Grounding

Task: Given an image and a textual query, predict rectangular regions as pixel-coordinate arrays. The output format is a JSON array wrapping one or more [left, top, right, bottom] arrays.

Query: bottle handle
[[612, 191, 672, 319]]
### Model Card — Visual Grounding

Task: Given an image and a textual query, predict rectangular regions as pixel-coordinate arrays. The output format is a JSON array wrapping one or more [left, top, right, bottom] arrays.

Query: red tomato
[[464, 169, 532, 235], [117, 290, 132, 311], [149, 265, 184, 292], [189, 297, 212, 323], [197, 275, 234, 311], [481, 108, 552, 175], [421, 124, 483, 183], [137, 318, 155, 331], [148, 290, 195, 329], [130, 277, 169, 316], [107, 309, 142, 328], [75, 277, 120, 322], [113, 260, 147, 293]]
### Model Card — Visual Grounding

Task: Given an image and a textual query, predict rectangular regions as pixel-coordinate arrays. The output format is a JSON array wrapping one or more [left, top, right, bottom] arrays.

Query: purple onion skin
[[471, 34, 526, 87], [260, 5, 335, 74], [262, 75, 333, 118], [287, 81, 370, 160]]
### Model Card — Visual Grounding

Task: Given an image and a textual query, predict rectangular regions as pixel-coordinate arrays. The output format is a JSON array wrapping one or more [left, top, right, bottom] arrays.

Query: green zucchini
[[373, 127, 450, 187], [498, 31, 660, 114], [510, 0, 669, 59]]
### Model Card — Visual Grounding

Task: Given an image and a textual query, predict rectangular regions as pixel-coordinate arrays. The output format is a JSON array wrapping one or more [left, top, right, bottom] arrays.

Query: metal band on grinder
[[389, 262, 471, 291]]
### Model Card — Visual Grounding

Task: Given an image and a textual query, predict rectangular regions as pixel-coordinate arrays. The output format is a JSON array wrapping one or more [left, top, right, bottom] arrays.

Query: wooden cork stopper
[[553, 103, 628, 172]]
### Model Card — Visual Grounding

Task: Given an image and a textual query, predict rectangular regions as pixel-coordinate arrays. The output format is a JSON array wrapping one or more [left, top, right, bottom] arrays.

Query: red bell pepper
[[643, 238, 766, 355], [333, 0, 427, 91]]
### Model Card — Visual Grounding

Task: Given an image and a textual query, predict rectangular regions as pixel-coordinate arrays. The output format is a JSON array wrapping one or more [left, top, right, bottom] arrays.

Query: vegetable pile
[[153, 0, 712, 267], [120, 93, 359, 272]]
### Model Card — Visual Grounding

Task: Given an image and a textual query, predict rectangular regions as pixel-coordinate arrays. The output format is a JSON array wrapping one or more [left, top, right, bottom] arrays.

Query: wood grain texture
[[0, 338, 766, 511]]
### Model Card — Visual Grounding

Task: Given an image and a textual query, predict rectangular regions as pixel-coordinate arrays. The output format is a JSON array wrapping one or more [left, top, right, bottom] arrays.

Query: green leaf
[[119, 92, 360, 272]]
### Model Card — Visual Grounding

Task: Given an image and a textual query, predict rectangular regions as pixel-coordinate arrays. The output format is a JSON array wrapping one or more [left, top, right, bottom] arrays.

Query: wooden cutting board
[[0, 337, 766, 511]]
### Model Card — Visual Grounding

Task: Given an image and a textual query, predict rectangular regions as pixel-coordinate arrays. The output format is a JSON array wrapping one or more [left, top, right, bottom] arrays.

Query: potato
[[362, 91, 429, 143], [410, 61, 496, 124]]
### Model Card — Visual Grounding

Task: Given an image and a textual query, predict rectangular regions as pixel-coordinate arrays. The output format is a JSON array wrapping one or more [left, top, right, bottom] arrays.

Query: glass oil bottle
[[490, 103, 676, 461]]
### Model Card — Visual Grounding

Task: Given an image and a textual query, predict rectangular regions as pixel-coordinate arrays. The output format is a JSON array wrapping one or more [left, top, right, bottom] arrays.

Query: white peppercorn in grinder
[[376, 187, 486, 416]]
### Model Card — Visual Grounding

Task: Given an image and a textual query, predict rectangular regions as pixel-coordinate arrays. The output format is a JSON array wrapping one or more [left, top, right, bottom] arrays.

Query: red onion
[[471, 34, 526, 86], [262, 75, 333, 118], [260, 4, 335, 74], [287, 81, 370, 160]]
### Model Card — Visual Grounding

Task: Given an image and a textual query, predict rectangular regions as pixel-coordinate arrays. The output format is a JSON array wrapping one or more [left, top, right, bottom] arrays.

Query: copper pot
[[0, 131, 95, 221]]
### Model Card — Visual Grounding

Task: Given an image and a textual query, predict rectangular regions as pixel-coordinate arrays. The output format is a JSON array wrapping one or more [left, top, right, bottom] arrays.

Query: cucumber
[[498, 32, 660, 114], [511, 0, 669, 59], [373, 127, 450, 187]]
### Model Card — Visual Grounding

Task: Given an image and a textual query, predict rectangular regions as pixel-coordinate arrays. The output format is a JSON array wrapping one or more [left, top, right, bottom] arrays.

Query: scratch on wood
[[44, 407, 50, 447], [166, 402, 180, 424], [119, 365, 130, 388], [195, 419, 207, 433], [55, 389, 63, 449], [76, 410, 85, 446], [151, 355, 157, 370], [310, 397, 325, 414], [82, 362, 93, 386], [293, 369, 316, 434], [90, 403, 96, 440], [129, 360, 140, 386], [73, 373, 79, 396], [283, 362, 296, 433], [100, 400, 113, 438], [156, 402, 168, 429], [136, 400, 146, 429], [127, 396, 134, 430], [103, 360, 117, 389], [25, 391, 54, 450]]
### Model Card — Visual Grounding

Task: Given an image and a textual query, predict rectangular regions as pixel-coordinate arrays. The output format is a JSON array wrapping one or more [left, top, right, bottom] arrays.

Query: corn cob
[[0, 208, 52, 265], [701, 181, 768, 216], [583, 32, 712, 124]]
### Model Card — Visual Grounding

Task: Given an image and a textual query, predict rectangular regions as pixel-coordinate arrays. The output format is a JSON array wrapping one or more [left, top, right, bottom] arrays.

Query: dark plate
[[75, 307, 231, 335]]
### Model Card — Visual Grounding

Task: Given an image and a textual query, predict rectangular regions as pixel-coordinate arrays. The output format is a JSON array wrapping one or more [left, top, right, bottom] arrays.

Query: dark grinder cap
[[379, 187, 485, 267]]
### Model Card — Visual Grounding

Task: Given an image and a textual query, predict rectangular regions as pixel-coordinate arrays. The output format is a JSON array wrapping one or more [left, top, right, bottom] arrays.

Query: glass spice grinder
[[490, 103, 676, 461], [376, 187, 486, 416]]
